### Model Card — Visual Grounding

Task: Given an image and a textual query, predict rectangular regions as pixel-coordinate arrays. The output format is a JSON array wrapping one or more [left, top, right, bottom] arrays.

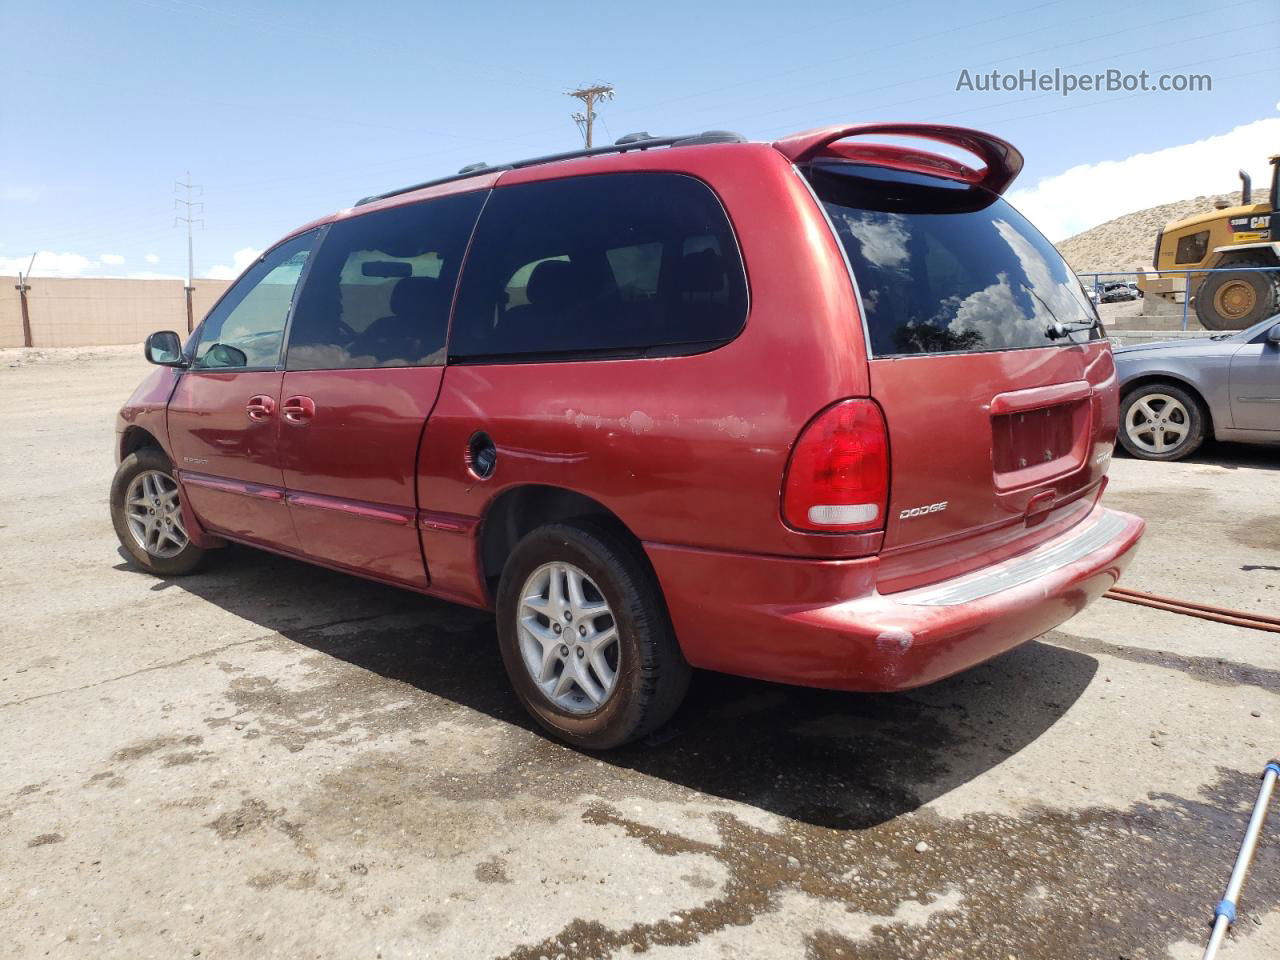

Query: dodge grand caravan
[[112, 123, 1145, 749]]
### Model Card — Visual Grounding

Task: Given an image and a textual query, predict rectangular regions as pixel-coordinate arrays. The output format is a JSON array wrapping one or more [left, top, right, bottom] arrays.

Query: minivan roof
[[275, 122, 1022, 250], [353, 130, 749, 208]]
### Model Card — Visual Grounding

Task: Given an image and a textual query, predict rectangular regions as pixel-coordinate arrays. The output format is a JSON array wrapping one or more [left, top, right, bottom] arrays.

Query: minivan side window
[[285, 191, 486, 370], [450, 173, 747, 360], [193, 232, 315, 370]]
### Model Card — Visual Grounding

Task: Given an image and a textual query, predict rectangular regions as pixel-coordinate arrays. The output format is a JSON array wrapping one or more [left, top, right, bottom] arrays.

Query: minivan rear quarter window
[[807, 163, 1100, 357], [450, 173, 748, 360]]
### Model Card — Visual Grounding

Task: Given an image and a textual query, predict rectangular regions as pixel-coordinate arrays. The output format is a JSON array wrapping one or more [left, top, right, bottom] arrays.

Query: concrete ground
[[2, 345, 1279, 960]]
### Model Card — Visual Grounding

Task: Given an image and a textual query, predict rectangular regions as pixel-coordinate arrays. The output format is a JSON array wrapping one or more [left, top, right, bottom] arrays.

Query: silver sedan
[[1112, 315, 1280, 460]]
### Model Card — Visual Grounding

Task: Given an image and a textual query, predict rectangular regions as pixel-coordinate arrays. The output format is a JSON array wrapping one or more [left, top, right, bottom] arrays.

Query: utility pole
[[15, 252, 35, 348], [174, 172, 203, 333], [567, 83, 614, 148]]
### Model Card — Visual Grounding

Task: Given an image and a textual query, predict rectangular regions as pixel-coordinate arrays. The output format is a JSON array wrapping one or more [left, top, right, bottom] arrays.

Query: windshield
[[808, 163, 1101, 357]]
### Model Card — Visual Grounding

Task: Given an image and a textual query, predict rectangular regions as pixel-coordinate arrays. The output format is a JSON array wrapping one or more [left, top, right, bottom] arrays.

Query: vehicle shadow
[[1115, 438, 1280, 471], [121, 543, 1099, 830], [1187, 440, 1280, 471]]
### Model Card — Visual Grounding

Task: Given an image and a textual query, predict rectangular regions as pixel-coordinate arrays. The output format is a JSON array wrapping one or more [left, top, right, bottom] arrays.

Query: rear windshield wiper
[[1022, 284, 1097, 340], [1045, 317, 1098, 340]]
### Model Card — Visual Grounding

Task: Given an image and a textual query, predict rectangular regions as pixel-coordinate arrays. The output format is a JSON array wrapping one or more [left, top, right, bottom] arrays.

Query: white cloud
[[203, 247, 262, 280], [0, 250, 101, 277], [0, 251, 184, 281], [144, 253, 160, 264], [1007, 115, 1280, 242], [835, 211, 911, 271]]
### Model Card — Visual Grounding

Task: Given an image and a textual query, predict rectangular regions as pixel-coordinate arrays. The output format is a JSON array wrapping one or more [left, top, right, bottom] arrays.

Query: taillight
[[782, 399, 889, 533]]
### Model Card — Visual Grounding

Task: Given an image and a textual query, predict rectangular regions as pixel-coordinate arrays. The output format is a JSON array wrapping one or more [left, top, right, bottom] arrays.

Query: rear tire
[[1194, 259, 1280, 331], [1117, 383, 1206, 462], [495, 521, 690, 750], [110, 447, 206, 576]]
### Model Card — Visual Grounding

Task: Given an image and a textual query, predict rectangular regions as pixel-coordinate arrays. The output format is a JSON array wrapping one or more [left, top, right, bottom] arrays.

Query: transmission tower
[[174, 172, 203, 332]]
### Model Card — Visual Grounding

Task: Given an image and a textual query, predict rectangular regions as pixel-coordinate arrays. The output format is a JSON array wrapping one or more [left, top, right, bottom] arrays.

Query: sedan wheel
[[1117, 383, 1206, 462], [1124, 393, 1190, 456]]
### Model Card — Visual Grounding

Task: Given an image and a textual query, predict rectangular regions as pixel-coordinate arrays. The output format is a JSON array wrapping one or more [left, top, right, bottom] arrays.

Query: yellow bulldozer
[[1152, 154, 1278, 330]]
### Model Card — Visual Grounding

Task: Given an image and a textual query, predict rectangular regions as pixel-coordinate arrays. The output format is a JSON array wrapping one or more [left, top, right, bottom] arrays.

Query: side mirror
[[144, 330, 186, 366], [1268, 322, 1280, 346]]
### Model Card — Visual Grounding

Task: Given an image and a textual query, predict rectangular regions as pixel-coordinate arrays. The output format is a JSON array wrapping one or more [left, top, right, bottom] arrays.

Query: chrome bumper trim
[[901, 511, 1129, 607]]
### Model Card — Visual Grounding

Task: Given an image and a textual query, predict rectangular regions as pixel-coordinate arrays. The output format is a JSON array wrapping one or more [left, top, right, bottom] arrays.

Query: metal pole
[[1202, 761, 1280, 960], [1182, 270, 1191, 332], [15, 274, 33, 348], [174, 172, 202, 334], [185, 198, 195, 333]]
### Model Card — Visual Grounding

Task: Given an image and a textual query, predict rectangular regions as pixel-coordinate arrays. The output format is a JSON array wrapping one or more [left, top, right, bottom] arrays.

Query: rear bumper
[[645, 504, 1144, 692]]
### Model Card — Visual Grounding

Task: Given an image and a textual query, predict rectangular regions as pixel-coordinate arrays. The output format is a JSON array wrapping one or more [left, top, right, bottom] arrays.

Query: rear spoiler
[[772, 123, 1024, 196]]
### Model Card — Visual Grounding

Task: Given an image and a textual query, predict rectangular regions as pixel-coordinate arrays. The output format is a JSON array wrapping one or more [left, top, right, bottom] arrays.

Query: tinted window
[[808, 164, 1100, 357], [1175, 230, 1209, 265], [194, 232, 314, 369], [286, 192, 485, 369], [450, 173, 747, 360]]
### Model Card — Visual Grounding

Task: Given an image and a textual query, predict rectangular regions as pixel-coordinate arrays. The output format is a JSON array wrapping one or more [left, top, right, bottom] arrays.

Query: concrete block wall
[[0, 276, 231, 349]]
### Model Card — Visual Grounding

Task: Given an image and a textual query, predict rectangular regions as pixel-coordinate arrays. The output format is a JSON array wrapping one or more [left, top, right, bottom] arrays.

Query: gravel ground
[[2, 346, 1279, 960]]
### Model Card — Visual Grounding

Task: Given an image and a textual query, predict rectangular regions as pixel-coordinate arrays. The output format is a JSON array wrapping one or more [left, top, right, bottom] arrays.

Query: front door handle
[[282, 395, 316, 425], [246, 395, 275, 422]]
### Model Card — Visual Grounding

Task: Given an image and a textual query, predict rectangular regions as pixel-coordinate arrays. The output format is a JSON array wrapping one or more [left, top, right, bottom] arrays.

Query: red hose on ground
[[1104, 586, 1280, 634]]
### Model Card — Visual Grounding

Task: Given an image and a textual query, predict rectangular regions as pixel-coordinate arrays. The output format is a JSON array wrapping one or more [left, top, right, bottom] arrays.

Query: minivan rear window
[[807, 163, 1100, 357], [450, 173, 747, 360]]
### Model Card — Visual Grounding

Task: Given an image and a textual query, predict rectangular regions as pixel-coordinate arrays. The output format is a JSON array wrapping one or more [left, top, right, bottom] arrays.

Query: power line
[[568, 83, 614, 148]]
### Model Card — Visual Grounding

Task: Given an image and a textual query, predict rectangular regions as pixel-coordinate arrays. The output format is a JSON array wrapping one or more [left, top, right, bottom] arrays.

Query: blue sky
[[2, 0, 1277, 279]]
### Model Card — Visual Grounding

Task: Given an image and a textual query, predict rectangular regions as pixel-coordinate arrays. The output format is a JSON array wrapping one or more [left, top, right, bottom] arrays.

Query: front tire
[[110, 447, 206, 575], [1194, 259, 1280, 330], [1117, 383, 1206, 462], [496, 522, 690, 750]]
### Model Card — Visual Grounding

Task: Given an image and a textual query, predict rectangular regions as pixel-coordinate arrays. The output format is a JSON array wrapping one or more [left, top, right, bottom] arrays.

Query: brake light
[[782, 399, 889, 533]]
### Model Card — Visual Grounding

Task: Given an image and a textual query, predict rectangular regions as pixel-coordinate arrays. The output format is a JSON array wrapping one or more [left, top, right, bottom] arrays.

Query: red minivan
[[112, 124, 1144, 748]]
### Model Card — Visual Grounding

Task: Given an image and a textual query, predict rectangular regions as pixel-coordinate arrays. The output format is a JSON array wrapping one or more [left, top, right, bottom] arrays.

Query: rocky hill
[[1056, 189, 1254, 274]]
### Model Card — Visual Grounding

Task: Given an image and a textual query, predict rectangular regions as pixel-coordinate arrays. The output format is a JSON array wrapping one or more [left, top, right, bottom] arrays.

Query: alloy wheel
[[1124, 393, 1190, 456], [517, 561, 620, 714], [124, 470, 189, 559]]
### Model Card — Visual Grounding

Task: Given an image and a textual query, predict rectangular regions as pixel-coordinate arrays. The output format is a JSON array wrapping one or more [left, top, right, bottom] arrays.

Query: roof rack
[[353, 130, 747, 207]]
